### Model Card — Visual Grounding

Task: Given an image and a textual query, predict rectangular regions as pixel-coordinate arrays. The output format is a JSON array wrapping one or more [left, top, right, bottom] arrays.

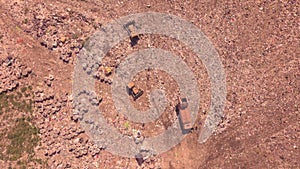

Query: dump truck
[[177, 97, 192, 130], [124, 21, 139, 46], [127, 24, 139, 39], [124, 21, 139, 39], [127, 82, 143, 100]]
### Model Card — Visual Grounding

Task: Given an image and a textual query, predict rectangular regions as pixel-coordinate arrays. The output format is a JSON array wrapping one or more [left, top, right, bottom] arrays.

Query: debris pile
[[33, 89, 103, 168], [7, 1, 100, 64], [72, 90, 102, 122], [69, 138, 101, 158], [138, 156, 162, 169], [44, 74, 55, 87], [93, 66, 113, 84], [34, 89, 63, 117], [0, 57, 31, 94]]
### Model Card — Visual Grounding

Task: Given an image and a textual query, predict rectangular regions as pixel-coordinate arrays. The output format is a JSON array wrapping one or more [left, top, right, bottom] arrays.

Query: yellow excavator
[[104, 66, 112, 76]]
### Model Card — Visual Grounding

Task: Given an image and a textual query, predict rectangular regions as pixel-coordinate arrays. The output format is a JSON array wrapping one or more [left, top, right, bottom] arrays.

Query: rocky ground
[[0, 0, 299, 169]]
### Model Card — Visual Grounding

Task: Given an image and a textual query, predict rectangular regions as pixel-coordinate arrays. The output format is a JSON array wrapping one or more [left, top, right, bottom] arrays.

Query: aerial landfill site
[[0, 0, 299, 169]]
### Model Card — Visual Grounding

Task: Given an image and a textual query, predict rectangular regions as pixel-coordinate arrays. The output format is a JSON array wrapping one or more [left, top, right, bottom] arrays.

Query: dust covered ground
[[0, 0, 299, 168]]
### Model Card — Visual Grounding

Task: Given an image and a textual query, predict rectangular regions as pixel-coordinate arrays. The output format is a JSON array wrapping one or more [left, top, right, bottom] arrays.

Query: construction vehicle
[[127, 24, 139, 39], [124, 21, 139, 46], [124, 21, 139, 39], [104, 66, 112, 76], [177, 97, 192, 130], [127, 82, 143, 100]]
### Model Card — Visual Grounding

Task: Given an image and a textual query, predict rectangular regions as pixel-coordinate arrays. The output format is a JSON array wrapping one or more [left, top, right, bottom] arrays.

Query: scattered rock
[[0, 57, 31, 94]]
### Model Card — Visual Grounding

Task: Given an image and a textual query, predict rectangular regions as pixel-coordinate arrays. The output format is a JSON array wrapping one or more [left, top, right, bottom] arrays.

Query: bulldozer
[[127, 82, 143, 100], [177, 96, 192, 130]]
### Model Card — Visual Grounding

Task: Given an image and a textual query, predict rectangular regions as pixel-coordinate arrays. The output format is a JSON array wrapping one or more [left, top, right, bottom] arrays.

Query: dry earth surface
[[0, 0, 299, 169]]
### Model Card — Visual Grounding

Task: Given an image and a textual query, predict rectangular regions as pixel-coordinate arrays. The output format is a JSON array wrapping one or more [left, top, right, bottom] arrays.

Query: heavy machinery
[[127, 24, 139, 39], [127, 82, 143, 100], [104, 66, 112, 76], [124, 21, 139, 46], [177, 97, 192, 130], [124, 21, 139, 39]]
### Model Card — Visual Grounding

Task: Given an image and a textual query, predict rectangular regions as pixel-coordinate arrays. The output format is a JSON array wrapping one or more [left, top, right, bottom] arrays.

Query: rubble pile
[[138, 156, 162, 169], [71, 90, 102, 122], [38, 117, 102, 160], [7, 1, 101, 63], [31, 8, 88, 64], [33, 88, 103, 168], [0, 57, 31, 93], [49, 159, 71, 169], [44, 74, 55, 87], [93, 67, 113, 85], [34, 89, 63, 118], [38, 123, 83, 157], [69, 138, 101, 158], [60, 124, 85, 140]]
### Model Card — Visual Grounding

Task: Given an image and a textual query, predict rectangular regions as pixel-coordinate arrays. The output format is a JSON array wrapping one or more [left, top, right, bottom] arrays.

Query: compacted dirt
[[0, 0, 299, 168]]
